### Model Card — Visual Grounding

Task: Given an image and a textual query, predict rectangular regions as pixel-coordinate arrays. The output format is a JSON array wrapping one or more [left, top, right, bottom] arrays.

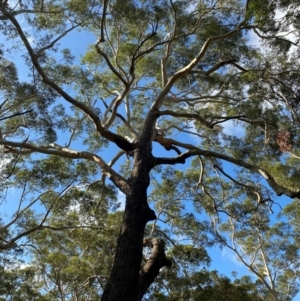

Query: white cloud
[[246, 30, 261, 48], [8, 0, 20, 8], [186, 121, 204, 144], [186, 3, 196, 13], [221, 248, 244, 267], [222, 120, 245, 137], [26, 35, 36, 47]]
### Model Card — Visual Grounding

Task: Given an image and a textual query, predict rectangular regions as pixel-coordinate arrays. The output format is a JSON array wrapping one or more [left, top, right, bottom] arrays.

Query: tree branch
[[94, 40, 128, 86], [138, 238, 172, 301], [189, 59, 245, 76], [151, 5, 249, 110], [100, 0, 109, 42], [159, 109, 213, 128], [36, 23, 83, 56], [154, 151, 191, 166], [0, 109, 33, 121], [130, 21, 158, 75], [0, 9, 62, 20], [0, 139, 130, 193], [3, 9, 135, 153], [101, 98, 138, 138], [214, 164, 263, 204], [101, 88, 133, 131], [214, 227, 274, 294], [154, 147, 300, 199], [253, 27, 300, 46]]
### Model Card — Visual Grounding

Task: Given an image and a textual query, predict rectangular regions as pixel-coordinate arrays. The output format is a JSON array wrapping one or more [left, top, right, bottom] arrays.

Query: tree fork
[[138, 238, 172, 301]]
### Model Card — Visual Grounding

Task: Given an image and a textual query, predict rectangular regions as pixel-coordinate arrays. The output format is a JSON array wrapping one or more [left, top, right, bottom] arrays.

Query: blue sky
[[1, 3, 300, 299]]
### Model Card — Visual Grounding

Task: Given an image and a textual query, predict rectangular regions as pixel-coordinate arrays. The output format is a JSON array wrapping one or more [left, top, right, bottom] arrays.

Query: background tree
[[215, 207, 300, 301], [0, 0, 300, 300]]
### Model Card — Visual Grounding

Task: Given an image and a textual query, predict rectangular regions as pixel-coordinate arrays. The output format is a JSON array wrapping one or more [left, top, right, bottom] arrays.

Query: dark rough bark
[[101, 110, 164, 301], [101, 146, 156, 301], [138, 238, 172, 301]]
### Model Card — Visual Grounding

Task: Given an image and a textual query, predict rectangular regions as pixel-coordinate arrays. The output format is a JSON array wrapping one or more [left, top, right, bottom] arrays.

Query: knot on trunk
[[138, 237, 172, 300]]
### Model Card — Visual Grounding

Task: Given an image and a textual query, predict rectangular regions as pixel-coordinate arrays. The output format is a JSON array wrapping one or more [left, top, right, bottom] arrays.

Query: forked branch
[[138, 238, 172, 301], [0, 139, 130, 193], [154, 147, 300, 199], [3, 9, 133, 153]]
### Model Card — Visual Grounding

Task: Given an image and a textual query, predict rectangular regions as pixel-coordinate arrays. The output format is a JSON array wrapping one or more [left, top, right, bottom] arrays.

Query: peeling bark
[[138, 238, 172, 301]]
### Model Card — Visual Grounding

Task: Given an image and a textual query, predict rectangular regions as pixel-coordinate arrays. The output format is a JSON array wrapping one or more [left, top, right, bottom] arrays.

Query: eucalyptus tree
[[0, 0, 300, 300], [147, 246, 262, 301], [215, 207, 300, 301], [27, 211, 123, 301]]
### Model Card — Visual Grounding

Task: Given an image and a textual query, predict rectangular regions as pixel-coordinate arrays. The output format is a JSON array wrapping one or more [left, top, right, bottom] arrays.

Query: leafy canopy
[[0, 0, 300, 300]]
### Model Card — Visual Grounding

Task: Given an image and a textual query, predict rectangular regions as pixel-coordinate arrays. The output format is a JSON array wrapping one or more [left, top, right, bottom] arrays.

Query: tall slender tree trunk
[[101, 146, 156, 301]]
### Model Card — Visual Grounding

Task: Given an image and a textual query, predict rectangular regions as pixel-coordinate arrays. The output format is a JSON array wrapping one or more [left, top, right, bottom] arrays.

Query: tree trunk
[[101, 147, 156, 301], [270, 290, 279, 301]]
